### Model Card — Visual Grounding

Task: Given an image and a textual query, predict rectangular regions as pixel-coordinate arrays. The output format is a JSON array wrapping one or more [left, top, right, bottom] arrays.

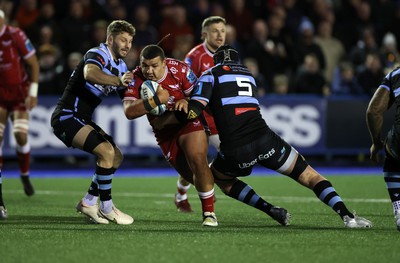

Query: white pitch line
[[3, 189, 390, 203]]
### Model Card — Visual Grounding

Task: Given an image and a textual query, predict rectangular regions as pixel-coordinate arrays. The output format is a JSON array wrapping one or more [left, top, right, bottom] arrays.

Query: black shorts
[[212, 129, 293, 177], [384, 128, 400, 172], [51, 108, 104, 148]]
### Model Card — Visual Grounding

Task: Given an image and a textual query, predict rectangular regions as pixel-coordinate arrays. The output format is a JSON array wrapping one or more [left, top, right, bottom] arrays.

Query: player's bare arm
[[84, 64, 132, 86], [25, 54, 40, 110], [366, 87, 390, 162], [123, 87, 169, 120]]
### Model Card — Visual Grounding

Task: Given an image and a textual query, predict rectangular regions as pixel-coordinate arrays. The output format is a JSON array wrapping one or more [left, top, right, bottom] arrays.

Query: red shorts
[[158, 119, 204, 166], [0, 100, 27, 112]]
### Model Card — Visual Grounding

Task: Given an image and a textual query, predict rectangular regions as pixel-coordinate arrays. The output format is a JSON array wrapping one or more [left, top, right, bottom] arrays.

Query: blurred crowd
[[2, 0, 400, 97]]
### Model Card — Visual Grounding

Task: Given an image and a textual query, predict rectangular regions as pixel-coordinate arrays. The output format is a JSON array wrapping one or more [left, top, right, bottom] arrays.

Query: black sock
[[227, 180, 274, 216], [313, 180, 352, 219], [96, 166, 114, 201]]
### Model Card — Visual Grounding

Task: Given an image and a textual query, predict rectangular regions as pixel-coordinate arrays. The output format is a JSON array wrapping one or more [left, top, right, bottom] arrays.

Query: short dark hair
[[202, 16, 226, 31], [140, 45, 165, 60], [107, 20, 136, 38]]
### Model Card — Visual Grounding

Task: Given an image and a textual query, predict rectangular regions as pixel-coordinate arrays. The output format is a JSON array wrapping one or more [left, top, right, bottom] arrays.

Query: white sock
[[83, 193, 98, 206], [100, 200, 113, 213]]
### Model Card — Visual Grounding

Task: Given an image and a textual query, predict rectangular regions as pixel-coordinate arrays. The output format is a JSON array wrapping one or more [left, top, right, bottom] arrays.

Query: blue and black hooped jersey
[[192, 62, 268, 150], [55, 43, 127, 120], [379, 66, 400, 132]]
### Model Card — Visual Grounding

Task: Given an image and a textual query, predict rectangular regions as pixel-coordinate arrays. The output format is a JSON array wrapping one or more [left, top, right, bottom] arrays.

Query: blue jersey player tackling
[[51, 20, 135, 225], [367, 66, 400, 231], [175, 45, 372, 228]]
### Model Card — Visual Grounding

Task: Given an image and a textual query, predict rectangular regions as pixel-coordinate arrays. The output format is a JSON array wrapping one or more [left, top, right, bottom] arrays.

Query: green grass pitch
[[0, 174, 398, 263]]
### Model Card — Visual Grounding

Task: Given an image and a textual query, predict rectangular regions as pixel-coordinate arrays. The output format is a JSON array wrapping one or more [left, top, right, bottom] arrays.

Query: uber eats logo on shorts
[[261, 104, 322, 148]]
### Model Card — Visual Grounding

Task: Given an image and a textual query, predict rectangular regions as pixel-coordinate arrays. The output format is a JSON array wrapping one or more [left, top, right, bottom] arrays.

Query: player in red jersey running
[[0, 9, 39, 219], [171, 16, 226, 212], [121, 44, 217, 226]]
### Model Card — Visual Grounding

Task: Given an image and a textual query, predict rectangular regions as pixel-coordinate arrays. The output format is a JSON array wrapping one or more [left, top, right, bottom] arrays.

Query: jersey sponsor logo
[[187, 70, 197, 84], [168, 84, 180, 90], [235, 107, 256, 115], [187, 110, 198, 120], [277, 147, 286, 162], [97, 55, 105, 66], [25, 39, 34, 52], [258, 148, 275, 160], [1, 40, 12, 46], [169, 60, 179, 65], [238, 158, 257, 169]]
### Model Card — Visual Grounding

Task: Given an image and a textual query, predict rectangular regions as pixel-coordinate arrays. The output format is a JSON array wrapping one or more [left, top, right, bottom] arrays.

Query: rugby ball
[[140, 80, 167, 116]]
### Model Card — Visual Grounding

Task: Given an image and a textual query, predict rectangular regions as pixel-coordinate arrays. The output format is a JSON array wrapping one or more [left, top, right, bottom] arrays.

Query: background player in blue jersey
[[51, 20, 135, 225], [367, 67, 400, 231], [175, 45, 372, 228]]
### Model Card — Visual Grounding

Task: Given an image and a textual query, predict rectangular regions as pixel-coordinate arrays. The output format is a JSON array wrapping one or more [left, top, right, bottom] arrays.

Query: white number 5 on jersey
[[236, 77, 253, 96]]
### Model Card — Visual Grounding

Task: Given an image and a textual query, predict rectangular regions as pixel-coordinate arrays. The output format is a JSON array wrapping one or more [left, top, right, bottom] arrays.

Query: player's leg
[[175, 174, 193, 212], [277, 146, 372, 228], [0, 107, 8, 218], [12, 110, 34, 196], [0, 169, 7, 219], [82, 129, 124, 209], [211, 156, 290, 226], [179, 130, 217, 226], [72, 125, 133, 225], [0, 106, 7, 170], [383, 142, 400, 231]]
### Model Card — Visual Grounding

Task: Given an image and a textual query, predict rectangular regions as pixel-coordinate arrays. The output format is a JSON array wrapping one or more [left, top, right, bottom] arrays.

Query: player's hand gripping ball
[[140, 80, 167, 116]]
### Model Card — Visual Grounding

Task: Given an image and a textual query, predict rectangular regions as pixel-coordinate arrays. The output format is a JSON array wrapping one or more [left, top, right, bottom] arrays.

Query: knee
[[297, 166, 326, 189], [94, 142, 115, 162], [113, 147, 124, 167]]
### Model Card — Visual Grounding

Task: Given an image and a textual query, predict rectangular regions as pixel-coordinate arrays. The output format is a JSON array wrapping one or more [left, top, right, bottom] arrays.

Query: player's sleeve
[[14, 28, 36, 59], [191, 71, 214, 104], [118, 71, 142, 101], [182, 67, 198, 96], [84, 48, 108, 70]]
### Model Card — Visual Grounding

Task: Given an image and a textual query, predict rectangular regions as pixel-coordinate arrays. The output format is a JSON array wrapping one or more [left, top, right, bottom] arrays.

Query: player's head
[[106, 20, 136, 59], [201, 16, 226, 52], [140, 45, 167, 82], [213, 44, 239, 65]]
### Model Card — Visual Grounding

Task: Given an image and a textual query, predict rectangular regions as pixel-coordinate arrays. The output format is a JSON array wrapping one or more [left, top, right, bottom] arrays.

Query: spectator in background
[[60, 0, 91, 55], [380, 32, 400, 73], [61, 51, 82, 85], [0, 9, 39, 218], [158, 4, 193, 57], [315, 18, 346, 84], [31, 2, 61, 46], [331, 61, 364, 96], [292, 17, 325, 75], [225, 24, 243, 60], [243, 57, 267, 97], [349, 26, 380, 70], [246, 19, 277, 89], [38, 44, 64, 95], [356, 52, 385, 96], [272, 74, 290, 95], [90, 20, 108, 47], [292, 53, 330, 96], [131, 5, 158, 53], [13, 0, 39, 36], [225, 0, 253, 45]]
